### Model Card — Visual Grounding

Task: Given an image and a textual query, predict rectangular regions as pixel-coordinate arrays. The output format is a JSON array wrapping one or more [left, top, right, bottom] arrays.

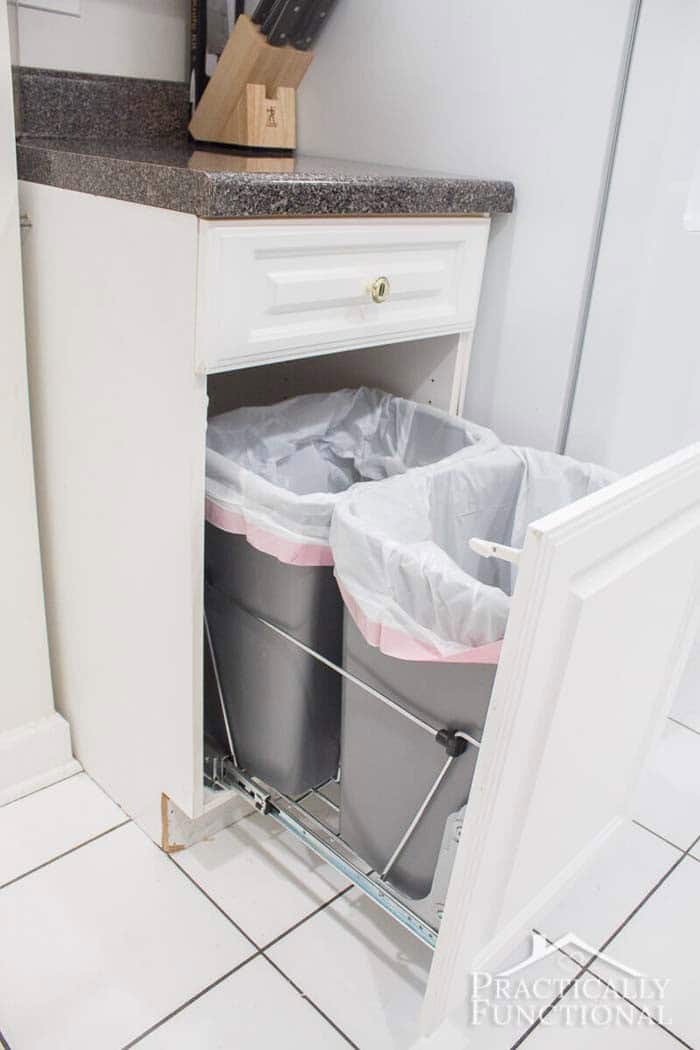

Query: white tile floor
[[1, 715, 699, 1050]]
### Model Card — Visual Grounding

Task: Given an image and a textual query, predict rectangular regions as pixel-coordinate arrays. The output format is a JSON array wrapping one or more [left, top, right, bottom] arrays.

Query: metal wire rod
[[204, 610, 239, 767], [256, 616, 440, 738], [455, 729, 482, 752], [381, 755, 455, 880]]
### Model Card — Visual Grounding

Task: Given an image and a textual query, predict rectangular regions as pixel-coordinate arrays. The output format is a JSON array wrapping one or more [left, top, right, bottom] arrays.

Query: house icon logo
[[497, 931, 643, 978], [470, 933, 669, 1029]]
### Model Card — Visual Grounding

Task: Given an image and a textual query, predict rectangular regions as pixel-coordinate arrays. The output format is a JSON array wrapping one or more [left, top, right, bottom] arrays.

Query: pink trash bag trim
[[205, 499, 334, 567], [338, 582, 502, 665]]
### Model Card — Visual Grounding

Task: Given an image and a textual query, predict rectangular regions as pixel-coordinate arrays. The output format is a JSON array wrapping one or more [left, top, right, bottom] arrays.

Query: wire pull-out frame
[[204, 608, 483, 950]]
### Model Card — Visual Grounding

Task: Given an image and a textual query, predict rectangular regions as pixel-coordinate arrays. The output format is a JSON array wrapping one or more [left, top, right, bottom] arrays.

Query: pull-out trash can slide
[[204, 388, 499, 797], [331, 443, 616, 898]]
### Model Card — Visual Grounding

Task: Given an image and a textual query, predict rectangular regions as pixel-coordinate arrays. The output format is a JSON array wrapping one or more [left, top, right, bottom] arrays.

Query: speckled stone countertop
[[16, 69, 514, 220]]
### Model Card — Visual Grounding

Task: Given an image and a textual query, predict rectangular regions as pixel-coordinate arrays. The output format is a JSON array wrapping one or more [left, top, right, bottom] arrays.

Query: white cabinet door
[[424, 443, 700, 1030]]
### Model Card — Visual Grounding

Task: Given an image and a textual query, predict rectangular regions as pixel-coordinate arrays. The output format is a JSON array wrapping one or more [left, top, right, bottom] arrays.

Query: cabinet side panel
[[19, 184, 203, 839], [1, 19, 55, 738]]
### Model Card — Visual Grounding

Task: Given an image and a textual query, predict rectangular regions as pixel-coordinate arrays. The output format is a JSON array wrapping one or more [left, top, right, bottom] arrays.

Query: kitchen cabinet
[[18, 178, 700, 1034], [0, 11, 77, 804]]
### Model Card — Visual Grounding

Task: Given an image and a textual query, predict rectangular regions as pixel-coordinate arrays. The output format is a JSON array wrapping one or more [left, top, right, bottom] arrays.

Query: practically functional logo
[[469, 932, 670, 1030], [497, 932, 641, 978], [266, 105, 278, 128]]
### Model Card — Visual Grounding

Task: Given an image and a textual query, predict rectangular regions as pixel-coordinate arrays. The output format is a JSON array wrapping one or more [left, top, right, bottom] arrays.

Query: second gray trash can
[[341, 614, 495, 900], [331, 443, 617, 898], [204, 388, 499, 797]]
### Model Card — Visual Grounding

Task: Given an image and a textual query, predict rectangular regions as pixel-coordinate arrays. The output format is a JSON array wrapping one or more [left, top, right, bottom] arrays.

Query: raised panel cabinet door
[[423, 443, 700, 1031]]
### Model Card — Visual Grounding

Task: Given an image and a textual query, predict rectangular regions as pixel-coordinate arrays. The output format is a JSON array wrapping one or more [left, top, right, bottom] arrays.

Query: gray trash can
[[331, 443, 616, 898], [340, 614, 495, 899], [205, 536, 342, 796], [204, 388, 499, 797]]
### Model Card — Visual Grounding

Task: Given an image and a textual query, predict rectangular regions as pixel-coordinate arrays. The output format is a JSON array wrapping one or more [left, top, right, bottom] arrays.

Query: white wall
[[14, 0, 190, 81], [1, 2, 54, 733], [7, 0, 17, 64], [566, 0, 700, 473], [565, 0, 700, 730], [297, 0, 635, 448]]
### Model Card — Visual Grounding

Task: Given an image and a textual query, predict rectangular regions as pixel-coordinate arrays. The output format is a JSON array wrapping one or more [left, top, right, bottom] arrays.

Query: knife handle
[[261, 0, 287, 35], [268, 0, 309, 46], [251, 0, 278, 25], [293, 0, 339, 50]]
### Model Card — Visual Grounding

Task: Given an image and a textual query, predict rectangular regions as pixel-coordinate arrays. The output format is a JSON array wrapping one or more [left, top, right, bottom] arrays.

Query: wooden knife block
[[189, 14, 313, 150]]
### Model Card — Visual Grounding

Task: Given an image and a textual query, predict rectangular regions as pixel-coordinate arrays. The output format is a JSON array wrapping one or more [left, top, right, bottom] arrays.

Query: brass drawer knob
[[370, 275, 391, 304]]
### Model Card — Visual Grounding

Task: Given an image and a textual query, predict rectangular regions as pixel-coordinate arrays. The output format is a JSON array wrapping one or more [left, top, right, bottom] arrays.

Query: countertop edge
[[16, 139, 515, 220]]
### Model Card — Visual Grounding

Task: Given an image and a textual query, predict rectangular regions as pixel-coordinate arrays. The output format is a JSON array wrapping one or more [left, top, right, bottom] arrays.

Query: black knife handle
[[293, 0, 339, 50], [268, 0, 308, 47], [261, 0, 287, 35], [191, 0, 207, 104], [251, 0, 278, 25]]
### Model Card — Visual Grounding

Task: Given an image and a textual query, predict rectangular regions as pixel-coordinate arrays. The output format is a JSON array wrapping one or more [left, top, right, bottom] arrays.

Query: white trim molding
[[0, 713, 81, 806]]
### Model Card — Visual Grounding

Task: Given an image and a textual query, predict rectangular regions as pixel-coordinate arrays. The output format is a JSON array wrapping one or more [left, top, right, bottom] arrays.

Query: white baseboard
[[0, 713, 81, 806]]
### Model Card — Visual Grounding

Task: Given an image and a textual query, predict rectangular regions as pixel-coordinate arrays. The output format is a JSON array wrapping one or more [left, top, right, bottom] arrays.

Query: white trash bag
[[205, 388, 499, 566], [330, 443, 617, 662]]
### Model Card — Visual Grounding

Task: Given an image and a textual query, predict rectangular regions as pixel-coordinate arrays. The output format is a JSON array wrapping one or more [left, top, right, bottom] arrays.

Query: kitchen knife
[[292, 0, 340, 50], [206, 0, 230, 57], [191, 0, 208, 105], [260, 0, 287, 36], [266, 0, 309, 46], [251, 0, 278, 26]]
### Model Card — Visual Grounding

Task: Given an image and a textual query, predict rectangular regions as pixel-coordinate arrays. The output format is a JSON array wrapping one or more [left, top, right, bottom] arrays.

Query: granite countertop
[[15, 68, 514, 220]]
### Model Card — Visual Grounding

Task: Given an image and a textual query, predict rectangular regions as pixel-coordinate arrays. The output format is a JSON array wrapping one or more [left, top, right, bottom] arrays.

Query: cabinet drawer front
[[197, 218, 490, 372]]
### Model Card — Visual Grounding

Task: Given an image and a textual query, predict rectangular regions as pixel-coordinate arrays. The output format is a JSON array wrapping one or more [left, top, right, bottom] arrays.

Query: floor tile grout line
[[0, 768, 83, 811], [631, 818, 688, 854], [118, 871, 354, 1048], [524, 834, 700, 1049], [8, 794, 693, 1049], [512, 945, 694, 1050], [667, 715, 700, 738], [120, 954, 261, 1049], [165, 853, 262, 952], [589, 831, 700, 961], [155, 861, 355, 1044], [509, 841, 700, 1050], [571, 831, 700, 1050], [168, 840, 352, 957], [118, 870, 354, 1048], [121, 948, 358, 1050], [508, 966, 584, 1049], [0, 818, 131, 891], [260, 884, 353, 953], [548, 938, 695, 1049], [573, 963, 696, 1049], [508, 932, 669, 1049], [262, 954, 361, 1050]]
